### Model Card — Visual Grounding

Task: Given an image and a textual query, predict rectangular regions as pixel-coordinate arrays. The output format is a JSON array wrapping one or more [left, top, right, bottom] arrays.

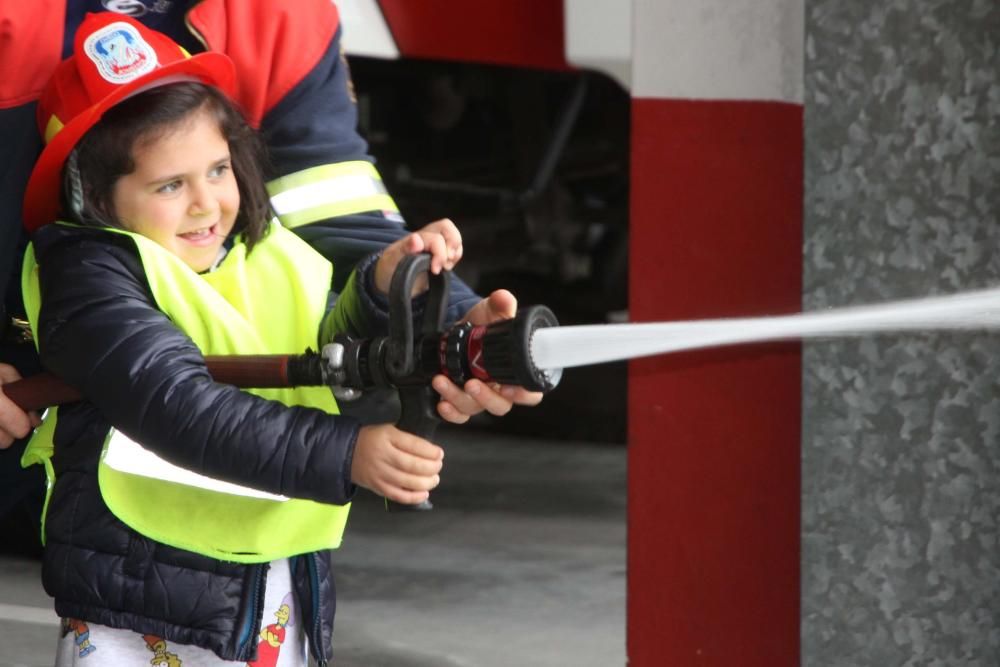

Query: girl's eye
[[209, 163, 231, 178], [157, 180, 182, 194]]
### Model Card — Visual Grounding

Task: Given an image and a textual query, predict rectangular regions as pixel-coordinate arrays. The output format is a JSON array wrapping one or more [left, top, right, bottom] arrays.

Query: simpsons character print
[[58, 587, 301, 666]]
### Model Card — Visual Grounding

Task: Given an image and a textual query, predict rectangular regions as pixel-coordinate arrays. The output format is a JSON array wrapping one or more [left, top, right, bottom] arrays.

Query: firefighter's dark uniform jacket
[[28, 222, 396, 664]]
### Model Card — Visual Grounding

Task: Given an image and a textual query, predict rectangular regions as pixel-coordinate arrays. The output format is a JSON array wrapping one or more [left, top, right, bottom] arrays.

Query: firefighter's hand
[[432, 289, 544, 424], [375, 218, 463, 296], [0, 364, 40, 449], [351, 424, 444, 504]]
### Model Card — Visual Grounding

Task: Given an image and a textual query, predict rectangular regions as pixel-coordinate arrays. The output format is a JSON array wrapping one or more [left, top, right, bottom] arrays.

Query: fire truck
[[338, 0, 632, 323]]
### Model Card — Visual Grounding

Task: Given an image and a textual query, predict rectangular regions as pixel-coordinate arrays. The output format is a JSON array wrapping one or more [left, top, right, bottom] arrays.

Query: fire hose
[[4, 253, 561, 412]]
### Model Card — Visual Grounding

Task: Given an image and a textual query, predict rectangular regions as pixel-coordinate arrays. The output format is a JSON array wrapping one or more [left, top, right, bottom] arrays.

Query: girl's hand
[[375, 218, 463, 296], [0, 364, 41, 449], [350, 424, 444, 504], [431, 289, 544, 424]]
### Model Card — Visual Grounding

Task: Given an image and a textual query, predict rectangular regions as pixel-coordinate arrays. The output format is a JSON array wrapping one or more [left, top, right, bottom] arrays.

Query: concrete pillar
[[628, 2, 804, 664]]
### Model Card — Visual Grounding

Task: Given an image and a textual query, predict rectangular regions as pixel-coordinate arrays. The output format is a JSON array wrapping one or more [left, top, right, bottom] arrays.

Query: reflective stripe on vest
[[266, 160, 399, 228], [22, 222, 351, 563]]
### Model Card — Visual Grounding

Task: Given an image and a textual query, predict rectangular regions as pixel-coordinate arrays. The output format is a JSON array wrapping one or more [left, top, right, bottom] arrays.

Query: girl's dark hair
[[61, 82, 273, 250]]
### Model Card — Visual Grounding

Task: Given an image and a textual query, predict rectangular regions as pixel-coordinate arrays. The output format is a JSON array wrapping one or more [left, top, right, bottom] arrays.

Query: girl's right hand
[[350, 424, 444, 504], [374, 218, 463, 296]]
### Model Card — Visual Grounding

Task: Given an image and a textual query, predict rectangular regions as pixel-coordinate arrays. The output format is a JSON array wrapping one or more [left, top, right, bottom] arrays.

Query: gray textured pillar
[[803, 1, 1000, 664]]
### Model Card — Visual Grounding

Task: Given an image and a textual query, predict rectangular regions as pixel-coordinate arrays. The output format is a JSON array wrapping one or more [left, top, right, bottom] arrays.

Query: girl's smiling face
[[112, 106, 239, 272]]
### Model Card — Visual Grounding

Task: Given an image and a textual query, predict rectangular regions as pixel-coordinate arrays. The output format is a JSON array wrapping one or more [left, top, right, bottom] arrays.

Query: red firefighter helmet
[[22, 12, 237, 232]]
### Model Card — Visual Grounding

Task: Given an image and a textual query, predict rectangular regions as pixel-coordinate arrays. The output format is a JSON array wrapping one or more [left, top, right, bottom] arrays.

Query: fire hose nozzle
[[438, 305, 562, 393]]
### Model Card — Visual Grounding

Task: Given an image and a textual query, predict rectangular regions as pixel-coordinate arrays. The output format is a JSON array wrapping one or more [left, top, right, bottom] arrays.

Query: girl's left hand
[[375, 218, 463, 296], [431, 289, 545, 423]]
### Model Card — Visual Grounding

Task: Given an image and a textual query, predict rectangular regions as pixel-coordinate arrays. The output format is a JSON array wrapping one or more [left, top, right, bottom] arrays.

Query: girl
[[21, 13, 469, 666]]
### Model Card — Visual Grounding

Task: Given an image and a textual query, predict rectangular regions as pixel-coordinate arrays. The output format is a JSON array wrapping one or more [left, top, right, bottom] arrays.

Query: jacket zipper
[[236, 563, 267, 660], [307, 553, 329, 666]]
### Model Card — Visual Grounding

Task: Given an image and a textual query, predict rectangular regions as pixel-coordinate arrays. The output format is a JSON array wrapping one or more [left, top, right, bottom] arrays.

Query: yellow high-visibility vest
[[22, 222, 351, 563]]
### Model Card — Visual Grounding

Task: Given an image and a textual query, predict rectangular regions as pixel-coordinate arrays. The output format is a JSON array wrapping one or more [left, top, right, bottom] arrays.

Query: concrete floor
[[0, 425, 626, 667]]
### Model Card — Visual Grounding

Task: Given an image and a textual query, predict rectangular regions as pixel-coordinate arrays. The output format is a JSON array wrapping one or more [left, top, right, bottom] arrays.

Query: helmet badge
[[83, 22, 158, 83]]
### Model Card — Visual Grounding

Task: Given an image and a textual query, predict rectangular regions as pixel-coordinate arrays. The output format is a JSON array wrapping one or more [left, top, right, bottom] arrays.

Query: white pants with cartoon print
[[55, 559, 308, 667]]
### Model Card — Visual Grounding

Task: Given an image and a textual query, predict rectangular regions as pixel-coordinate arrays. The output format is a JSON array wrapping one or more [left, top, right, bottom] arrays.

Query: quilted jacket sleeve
[[34, 227, 359, 505]]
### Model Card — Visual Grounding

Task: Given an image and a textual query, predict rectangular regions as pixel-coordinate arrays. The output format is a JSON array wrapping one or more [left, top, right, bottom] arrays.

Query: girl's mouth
[[179, 223, 220, 244]]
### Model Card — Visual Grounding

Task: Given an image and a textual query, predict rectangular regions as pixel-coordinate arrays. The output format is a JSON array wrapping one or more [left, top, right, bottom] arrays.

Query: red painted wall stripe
[[377, 0, 570, 71], [628, 98, 802, 666]]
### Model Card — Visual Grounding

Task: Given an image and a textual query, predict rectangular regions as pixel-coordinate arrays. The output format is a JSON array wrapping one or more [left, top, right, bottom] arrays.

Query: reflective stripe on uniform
[[267, 161, 399, 228]]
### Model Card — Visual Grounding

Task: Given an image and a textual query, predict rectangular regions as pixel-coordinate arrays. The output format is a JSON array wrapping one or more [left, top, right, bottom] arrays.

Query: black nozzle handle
[[387, 253, 449, 379], [386, 253, 449, 512]]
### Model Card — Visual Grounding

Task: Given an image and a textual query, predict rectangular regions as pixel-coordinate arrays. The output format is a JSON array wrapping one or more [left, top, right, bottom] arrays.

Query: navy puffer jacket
[[31, 223, 387, 664]]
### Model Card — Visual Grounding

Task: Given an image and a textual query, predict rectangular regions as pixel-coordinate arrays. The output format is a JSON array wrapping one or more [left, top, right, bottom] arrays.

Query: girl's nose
[[188, 184, 217, 218]]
